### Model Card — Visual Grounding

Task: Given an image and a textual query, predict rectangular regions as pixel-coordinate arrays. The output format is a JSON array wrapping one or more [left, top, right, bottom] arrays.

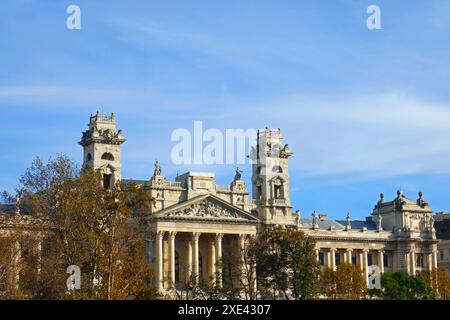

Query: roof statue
[[154, 160, 162, 177], [295, 210, 301, 228], [234, 167, 243, 181], [417, 191, 428, 208], [345, 211, 351, 230], [312, 211, 319, 229], [377, 212, 383, 232]]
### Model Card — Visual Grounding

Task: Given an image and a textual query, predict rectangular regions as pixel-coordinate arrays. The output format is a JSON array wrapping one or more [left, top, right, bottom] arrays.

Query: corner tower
[[79, 112, 125, 188], [251, 128, 293, 226]]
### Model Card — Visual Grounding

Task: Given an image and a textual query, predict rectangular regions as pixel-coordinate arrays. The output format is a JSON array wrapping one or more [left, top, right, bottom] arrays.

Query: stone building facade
[[78, 114, 439, 292], [0, 113, 442, 295], [434, 213, 450, 276]]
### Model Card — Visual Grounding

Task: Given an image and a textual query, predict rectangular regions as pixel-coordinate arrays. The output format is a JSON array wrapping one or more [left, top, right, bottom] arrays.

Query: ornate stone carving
[[153, 160, 162, 177], [234, 167, 243, 181], [167, 200, 242, 219], [417, 191, 428, 208], [395, 190, 406, 210], [312, 211, 319, 229], [295, 210, 301, 228], [377, 212, 383, 232], [375, 193, 384, 209], [345, 211, 351, 231]]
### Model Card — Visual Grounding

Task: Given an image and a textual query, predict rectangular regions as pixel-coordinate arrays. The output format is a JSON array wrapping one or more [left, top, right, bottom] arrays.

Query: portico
[[146, 194, 259, 292]]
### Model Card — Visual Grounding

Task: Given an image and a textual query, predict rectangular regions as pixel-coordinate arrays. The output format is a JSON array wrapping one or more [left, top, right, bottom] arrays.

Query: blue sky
[[1, 0, 450, 220]]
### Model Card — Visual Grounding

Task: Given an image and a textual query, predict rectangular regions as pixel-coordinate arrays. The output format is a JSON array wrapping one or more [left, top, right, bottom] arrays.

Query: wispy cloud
[[227, 93, 450, 178]]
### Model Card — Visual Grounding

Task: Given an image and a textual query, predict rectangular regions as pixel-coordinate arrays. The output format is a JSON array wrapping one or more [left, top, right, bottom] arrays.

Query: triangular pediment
[[154, 194, 259, 222]]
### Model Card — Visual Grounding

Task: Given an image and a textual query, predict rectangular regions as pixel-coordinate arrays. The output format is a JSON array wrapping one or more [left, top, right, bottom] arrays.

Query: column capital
[[346, 248, 353, 253], [156, 231, 165, 240], [215, 233, 224, 240], [169, 231, 177, 239], [192, 232, 201, 241]]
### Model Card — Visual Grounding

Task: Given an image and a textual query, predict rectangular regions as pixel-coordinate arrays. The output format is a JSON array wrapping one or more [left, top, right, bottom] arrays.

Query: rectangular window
[[416, 253, 424, 267], [440, 251, 444, 261], [335, 252, 341, 266], [319, 252, 325, 266], [367, 253, 373, 266], [383, 253, 389, 268], [351, 252, 357, 265]]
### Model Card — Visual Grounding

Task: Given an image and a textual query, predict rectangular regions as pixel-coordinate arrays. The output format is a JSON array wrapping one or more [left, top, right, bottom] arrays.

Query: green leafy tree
[[372, 271, 435, 300], [254, 227, 321, 300]]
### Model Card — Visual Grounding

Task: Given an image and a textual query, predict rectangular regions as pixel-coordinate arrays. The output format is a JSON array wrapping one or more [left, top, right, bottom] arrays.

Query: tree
[[418, 268, 450, 300], [181, 236, 258, 300], [320, 263, 366, 300], [254, 227, 321, 300], [373, 272, 435, 300], [2, 155, 156, 299]]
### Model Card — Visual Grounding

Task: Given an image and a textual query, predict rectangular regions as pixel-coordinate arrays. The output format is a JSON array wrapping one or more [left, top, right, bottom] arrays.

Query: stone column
[[315, 249, 320, 262], [250, 234, 257, 294], [343, 250, 348, 264], [156, 231, 165, 292], [428, 252, 433, 271], [359, 251, 364, 271], [363, 250, 369, 286], [215, 233, 223, 287], [433, 251, 438, 269], [326, 250, 332, 269], [168, 231, 177, 288], [36, 240, 42, 276], [187, 239, 193, 282], [192, 232, 201, 285], [9, 240, 21, 291], [410, 251, 416, 276], [378, 250, 384, 274], [239, 234, 247, 289], [330, 248, 336, 271], [210, 239, 216, 285], [347, 249, 353, 265]]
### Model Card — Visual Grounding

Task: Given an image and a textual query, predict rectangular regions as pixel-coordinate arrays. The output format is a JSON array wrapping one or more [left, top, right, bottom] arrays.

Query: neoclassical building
[[78, 113, 439, 292], [0, 112, 442, 295]]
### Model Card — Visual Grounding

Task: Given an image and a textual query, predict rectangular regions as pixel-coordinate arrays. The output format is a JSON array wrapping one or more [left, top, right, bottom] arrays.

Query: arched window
[[86, 153, 92, 161], [272, 165, 283, 173], [101, 152, 115, 161]]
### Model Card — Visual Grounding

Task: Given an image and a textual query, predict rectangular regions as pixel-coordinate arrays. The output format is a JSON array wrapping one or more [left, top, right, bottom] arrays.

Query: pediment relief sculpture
[[167, 200, 242, 219]]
